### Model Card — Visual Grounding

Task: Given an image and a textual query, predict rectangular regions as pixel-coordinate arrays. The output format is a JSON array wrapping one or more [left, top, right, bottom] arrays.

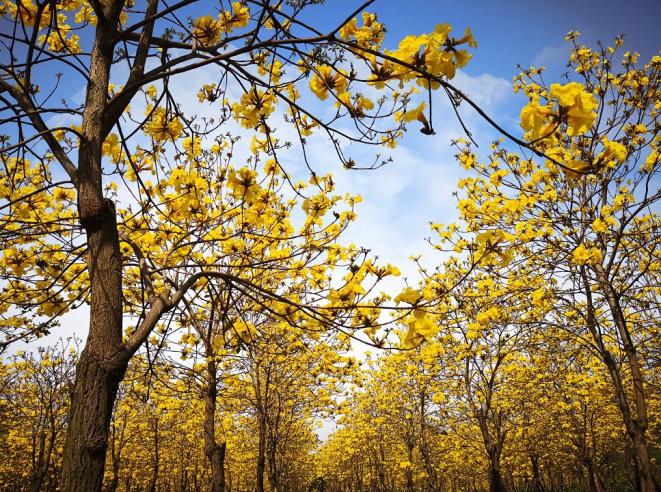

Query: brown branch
[[0, 79, 78, 185]]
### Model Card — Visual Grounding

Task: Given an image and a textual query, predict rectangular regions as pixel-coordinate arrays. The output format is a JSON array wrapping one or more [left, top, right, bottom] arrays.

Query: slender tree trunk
[[204, 359, 226, 492], [256, 410, 267, 492], [30, 427, 47, 492], [108, 465, 120, 492], [486, 443, 507, 492], [529, 454, 545, 492], [267, 436, 279, 492], [405, 443, 414, 492], [592, 266, 659, 491], [582, 459, 606, 492], [378, 443, 387, 492], [419, 392, 441, 492]]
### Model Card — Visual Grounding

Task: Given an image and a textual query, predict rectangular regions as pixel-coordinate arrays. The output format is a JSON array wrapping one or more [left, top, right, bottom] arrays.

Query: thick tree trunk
[[61, 181, 126, 492], [632, 432, 659, 492], [58, 1, 134, 488], [61, 346, 126, 491]]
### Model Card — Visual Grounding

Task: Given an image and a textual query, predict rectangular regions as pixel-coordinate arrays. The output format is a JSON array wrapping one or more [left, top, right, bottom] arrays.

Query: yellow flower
[[338, 17, 358, 40], [475, 230, 513, 266], [192, 15, 222, 47], [550, 82, 597, 136], [302, 194, 332, 219], [572, 244, 603, 266], [309, 65, 348, 100], [102, 133, 123, 163], [456, 27, 478, 48], [591, 217, 608, 233], [232, 88, 276, 129], [563, 160, 590, 179], [145, 85, 157, 99], [395, 101, 427, 124], [144, 107, 183, 141], [183, 136, 202, 157], [219, 2, 250, 33], [394, 287, 422, 305], [227, 167, 260, 202], [600, 139, 627, 163], [1, 248, 30, 276], [520, 96, 553, 139]]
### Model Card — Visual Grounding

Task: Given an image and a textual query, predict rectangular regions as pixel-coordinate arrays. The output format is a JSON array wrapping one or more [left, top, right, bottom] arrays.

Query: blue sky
[[11, 0, 660, 350], [292, 0, 661, 277], [307, 0, 661, 78]]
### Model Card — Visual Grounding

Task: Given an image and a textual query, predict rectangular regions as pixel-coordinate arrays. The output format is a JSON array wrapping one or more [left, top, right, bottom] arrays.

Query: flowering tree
[[0, 1, 485, 489]]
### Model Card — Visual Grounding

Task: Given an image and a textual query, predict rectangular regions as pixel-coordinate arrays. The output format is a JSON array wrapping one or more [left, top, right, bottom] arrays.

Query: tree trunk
[[61, 346, 126, 491], [61, 4, 129, 490], [267, 437, 279, 492], [593, 265, 659, 491], [529, 454, 545, 492], [488, 445, 507, 492], [30, 427, 47, 492], [256, 410, 267, 492], [419, 392, 441, 492], [632, 432, 659, 492], [204, 359, 226, 492], [583, 459, 606, 492], [148, 417, 159, 492], [405, 443, 414, 492]]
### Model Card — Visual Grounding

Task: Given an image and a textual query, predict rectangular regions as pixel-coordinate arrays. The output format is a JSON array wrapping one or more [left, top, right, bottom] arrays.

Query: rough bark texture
[[61, 5, 128, 490], [61, 348, 126, 491]]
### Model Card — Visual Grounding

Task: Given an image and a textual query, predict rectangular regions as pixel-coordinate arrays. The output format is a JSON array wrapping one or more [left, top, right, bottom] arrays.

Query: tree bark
[[61, 345, 126, 491], [256, 409, 267, 492], [586, 266, 659, 492], [529, 454, 545, 492], [581, 458, 606, 492], [60, 3, 128, 489], [148, 417, 159, 492], [267, 436, 279, 492], [487, 445, 507, 492], [405, 442, 415, 492], [204, 359, 226, 492]]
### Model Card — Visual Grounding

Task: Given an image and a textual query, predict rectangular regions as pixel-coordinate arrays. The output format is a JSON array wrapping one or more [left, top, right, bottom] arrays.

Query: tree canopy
[[0, 1, 659, 491]]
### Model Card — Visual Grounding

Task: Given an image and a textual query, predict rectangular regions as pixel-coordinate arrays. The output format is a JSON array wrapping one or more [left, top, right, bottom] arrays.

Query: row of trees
[[0, 0, 659, 491], [320, 40, 660, 491], [1, 335, 338, 491]]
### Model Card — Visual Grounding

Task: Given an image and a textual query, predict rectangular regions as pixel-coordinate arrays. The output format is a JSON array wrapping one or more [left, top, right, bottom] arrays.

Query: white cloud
[[12, 54, 516, 364], [532, 43, 569, 69]]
